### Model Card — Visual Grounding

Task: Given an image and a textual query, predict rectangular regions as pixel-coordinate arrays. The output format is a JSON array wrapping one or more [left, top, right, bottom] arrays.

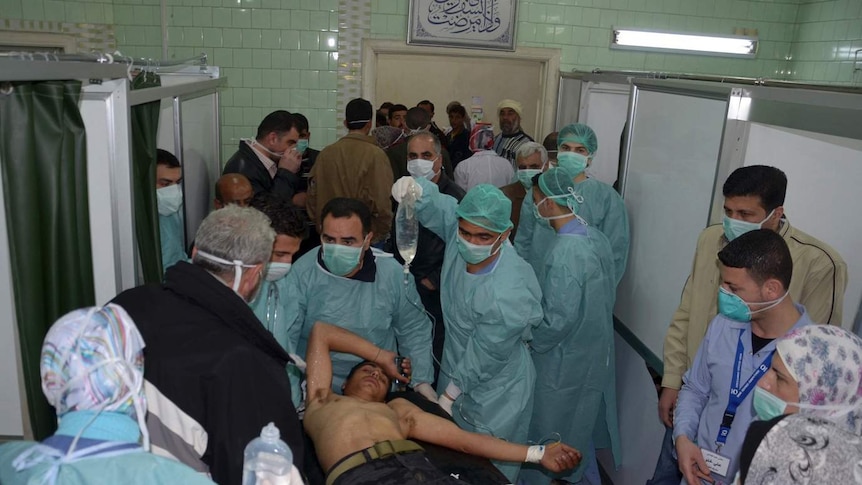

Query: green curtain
[[130, 71, 163, 283], [0, 80, 95, 440]]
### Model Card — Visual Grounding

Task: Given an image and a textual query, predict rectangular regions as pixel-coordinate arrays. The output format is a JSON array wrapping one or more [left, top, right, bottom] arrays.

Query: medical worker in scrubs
[[156, 149, 186, 273], [247, 192, 308, 411], [392, 176, 543, 481], [517, 168, 621, 485], [515, 123, 629, 285]]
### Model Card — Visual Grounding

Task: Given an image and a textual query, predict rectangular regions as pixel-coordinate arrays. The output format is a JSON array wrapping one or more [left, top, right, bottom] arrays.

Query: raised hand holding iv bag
[[396, 183, 419, 280]]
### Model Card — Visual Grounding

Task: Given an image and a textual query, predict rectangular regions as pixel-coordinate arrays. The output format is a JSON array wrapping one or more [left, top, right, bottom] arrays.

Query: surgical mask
[[717, 286, 789, 322], [156, 184, 182, 216], [532, 190, 583, 226], [322, 237, 367, 276], [244, 138, 284, 159], [196, 249, 257, 294], [722, 209, 776, 241], [407, 158, 438, 180], [296, 138, 309, 154], [456, 232, 502, 265], [753, 386, 787, 421], [265, 262, 292, 282], [517, 169, 541, 189], [556, 152, 588, 177]]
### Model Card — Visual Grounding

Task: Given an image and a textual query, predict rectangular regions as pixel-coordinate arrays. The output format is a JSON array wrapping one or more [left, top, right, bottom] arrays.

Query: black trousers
[[333, 451, 463, 485]]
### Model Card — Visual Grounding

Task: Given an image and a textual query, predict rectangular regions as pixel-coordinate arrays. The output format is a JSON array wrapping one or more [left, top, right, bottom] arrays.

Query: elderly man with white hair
[[500, 141, 548, 240], [493, 99, 534, 168], [112, 205, 305, 485], [0, 305, 214, 484]]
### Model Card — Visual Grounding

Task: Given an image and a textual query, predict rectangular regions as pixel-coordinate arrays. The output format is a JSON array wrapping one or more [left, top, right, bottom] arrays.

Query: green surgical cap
[[537, 168, 581, 212], [456, 184, 513, 233], [558, 123, 598, 155]]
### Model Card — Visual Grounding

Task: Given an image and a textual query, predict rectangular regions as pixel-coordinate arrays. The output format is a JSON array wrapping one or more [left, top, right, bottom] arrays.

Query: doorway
[[362, 40, 560, 140]]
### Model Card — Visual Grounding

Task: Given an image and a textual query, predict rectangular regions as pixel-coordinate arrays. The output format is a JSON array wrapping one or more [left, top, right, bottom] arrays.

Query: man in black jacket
[[392, 131, 465, 386], [112, 205, 304, 485], [223, 110, 303, 204]]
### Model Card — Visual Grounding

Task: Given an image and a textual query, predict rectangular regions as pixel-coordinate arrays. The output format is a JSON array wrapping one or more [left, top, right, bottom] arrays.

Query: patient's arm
[[388, 398, 581, 473], [305, 322, 406, 405]]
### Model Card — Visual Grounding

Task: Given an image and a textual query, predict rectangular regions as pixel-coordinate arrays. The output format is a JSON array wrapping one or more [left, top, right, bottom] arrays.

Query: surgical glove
[[391, 176, 422, 203], [443, 381, 462, 400], [414, 382, 436, 402], [437, 393, 454, 416]]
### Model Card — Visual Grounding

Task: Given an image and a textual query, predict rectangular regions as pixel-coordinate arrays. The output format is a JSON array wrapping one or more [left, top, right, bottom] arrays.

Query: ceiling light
[[612, 28, 757, 57]]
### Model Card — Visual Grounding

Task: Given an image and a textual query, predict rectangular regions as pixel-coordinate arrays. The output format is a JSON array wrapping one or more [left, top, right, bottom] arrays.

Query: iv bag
[[396, 183, 419, 266]]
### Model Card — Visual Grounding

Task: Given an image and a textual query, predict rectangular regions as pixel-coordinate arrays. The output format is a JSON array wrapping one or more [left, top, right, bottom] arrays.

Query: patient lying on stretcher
[[302, 322, 581, 484]]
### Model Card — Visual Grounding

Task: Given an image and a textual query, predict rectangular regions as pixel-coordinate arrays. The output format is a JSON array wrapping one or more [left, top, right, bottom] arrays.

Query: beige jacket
[[306, 133, 394, 243], [661, 219, 847, 389]]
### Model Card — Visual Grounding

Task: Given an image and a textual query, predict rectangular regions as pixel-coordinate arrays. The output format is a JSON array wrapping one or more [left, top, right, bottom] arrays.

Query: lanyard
[[716, 329, 773, 451]]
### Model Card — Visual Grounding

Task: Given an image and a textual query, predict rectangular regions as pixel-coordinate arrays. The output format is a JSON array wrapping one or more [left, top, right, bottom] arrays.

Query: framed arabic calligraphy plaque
[[408, 0, 518, 51]]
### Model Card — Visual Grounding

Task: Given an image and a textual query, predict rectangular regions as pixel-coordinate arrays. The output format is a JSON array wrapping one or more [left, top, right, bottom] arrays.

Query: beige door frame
[[361, 39, 561, 139]]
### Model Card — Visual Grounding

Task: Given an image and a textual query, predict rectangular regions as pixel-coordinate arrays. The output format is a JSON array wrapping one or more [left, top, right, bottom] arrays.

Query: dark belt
[[325, 439, 424, 485]]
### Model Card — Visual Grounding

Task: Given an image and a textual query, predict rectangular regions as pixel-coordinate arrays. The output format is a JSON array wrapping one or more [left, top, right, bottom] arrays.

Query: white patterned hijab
[[743, 414, 862, 484], [777, 324, 862, 435], [41, 304, 146, 419]]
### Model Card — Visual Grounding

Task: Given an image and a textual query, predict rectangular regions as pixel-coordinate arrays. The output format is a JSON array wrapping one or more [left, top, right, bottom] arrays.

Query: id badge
[[701, 448, 731, 477]]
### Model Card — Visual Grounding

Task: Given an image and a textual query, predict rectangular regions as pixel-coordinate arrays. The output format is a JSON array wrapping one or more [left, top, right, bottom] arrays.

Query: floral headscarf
[[41, 304, 146, 419], [776, 324, 862, 435], [742, 414, 862, 484], [372, 125, 406, 150]]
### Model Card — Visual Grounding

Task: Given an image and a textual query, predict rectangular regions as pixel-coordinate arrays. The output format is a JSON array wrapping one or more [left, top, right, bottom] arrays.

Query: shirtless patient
[[303, 322, 582, 484]]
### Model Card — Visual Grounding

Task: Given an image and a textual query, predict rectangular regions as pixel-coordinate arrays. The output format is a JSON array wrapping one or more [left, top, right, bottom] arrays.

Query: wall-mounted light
[[611, 28, 758, 58]]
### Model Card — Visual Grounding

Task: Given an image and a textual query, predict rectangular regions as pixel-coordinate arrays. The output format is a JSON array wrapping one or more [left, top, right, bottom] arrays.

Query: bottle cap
[[261, 422, 280, 442]]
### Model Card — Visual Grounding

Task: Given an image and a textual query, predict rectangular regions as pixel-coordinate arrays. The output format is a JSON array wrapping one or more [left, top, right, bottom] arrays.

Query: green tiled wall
[[113, 0, 340, 157], [2, 0, 859, 157], [790, 0, 862, 84], [0, 0, 114, 24], [372, 0, 800, 79]]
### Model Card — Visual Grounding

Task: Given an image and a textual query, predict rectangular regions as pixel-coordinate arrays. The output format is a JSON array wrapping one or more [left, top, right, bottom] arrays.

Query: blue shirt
[[673, 304, 813, 484]]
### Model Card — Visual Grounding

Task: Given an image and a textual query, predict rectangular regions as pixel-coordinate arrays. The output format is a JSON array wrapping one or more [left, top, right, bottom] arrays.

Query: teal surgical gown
[[249, 277, 304, 411], [159, 210, 186, 274], [515, 178, 630, 285], [518, 220, 621, 484], [414, 177, 543, 482], [0, 411, 213, 485], [283, 249, 434, 391]]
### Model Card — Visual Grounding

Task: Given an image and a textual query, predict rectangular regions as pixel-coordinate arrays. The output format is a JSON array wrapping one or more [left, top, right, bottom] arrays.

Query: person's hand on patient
[[540, 443, 582, 473]]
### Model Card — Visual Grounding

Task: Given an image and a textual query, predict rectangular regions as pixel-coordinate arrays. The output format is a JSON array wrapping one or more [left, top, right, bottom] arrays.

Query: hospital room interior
[[1, 0, 862, 483]]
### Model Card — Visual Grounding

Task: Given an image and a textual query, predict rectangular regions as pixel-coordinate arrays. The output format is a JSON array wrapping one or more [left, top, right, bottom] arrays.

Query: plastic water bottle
[[242, 422, 293, 485]]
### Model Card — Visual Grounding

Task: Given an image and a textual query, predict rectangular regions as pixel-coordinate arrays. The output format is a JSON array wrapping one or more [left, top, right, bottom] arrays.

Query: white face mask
[[407, 157, 438, 180], [156, 184, 182, 216], [195, 249, 257, 294], [265, 262, 292, 282], [244, 138, 285, 160]]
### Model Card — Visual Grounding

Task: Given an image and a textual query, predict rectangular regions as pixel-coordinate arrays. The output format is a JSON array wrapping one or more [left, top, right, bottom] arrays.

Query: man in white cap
[[494, 99, 534, 169]]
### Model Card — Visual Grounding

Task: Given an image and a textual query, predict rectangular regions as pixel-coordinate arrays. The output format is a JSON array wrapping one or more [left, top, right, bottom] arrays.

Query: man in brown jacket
[[648, 164, 847, 484], [307, 98, 394, 245]]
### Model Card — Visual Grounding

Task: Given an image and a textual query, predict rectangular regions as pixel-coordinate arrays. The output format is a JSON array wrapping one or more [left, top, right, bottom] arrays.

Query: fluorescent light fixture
[[612, 28, 757, 57]]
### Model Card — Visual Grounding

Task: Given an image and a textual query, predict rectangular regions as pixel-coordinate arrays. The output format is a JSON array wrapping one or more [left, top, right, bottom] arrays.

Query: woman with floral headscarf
[[753, 324, 862, 435], [0, 305, 214, 485], [737, 414, 862, 484]]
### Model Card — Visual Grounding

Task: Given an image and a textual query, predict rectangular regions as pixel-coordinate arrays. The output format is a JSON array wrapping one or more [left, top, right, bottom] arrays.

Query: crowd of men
[[2, 95, 854, 485]]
